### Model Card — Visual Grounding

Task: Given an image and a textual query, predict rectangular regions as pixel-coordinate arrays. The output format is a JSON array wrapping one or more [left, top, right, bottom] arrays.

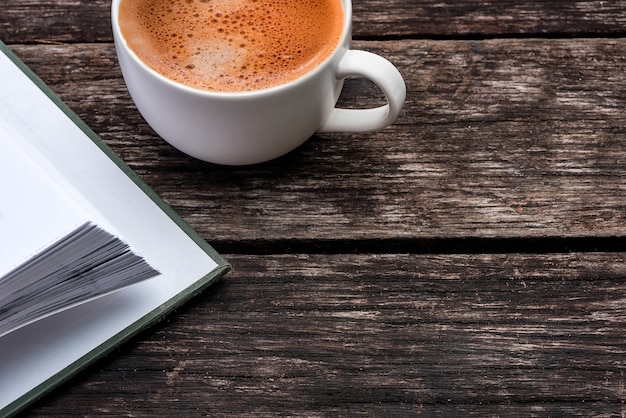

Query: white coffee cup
[[111, 0, 406, 165]]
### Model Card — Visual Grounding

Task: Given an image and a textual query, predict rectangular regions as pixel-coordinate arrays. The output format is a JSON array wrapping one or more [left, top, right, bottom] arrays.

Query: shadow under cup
[[112, 0, 406, 165]]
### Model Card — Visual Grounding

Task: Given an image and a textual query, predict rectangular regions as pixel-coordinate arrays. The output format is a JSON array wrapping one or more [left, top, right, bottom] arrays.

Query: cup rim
[[111, 0, 352, 98]]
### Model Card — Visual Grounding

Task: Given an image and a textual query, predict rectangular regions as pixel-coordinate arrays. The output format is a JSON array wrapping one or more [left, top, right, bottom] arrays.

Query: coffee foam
[[119, 0, 344, 92]]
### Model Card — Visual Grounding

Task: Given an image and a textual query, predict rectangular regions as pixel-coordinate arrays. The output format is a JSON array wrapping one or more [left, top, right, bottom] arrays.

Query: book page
[[0, 126, 89, 277], [0, 123, 160, 338]]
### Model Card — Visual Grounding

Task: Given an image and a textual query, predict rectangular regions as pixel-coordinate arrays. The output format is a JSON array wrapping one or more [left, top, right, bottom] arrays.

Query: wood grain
[[2, 0, 626, 44], [23, 253, 626, 416], [7, 39, 626, 249]]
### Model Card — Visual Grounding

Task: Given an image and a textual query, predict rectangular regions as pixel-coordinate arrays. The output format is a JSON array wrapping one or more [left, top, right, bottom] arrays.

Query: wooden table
[[4, 0, 626, 416]]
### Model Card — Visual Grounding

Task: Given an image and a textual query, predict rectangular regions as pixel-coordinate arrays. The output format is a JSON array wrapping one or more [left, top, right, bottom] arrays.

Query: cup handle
[[318, 49, 406, 133]]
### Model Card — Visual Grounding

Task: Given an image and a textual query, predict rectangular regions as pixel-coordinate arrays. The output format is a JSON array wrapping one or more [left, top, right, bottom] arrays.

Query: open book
[[0, 41, 229, 416], [0, 131, 160, 337]]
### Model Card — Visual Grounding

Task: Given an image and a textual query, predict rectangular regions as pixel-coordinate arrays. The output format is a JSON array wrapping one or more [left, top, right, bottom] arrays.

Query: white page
[[0, 126, 88, 277], [0, 46, 222, 413]]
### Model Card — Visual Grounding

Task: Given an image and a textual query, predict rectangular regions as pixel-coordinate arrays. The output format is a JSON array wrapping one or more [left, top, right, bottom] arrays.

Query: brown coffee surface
[[119, 0, 344, 92]]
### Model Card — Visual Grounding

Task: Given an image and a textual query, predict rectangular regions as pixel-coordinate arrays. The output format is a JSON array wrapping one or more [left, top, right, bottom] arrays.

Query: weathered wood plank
[[351, 0, 626, 38], [2, 0, 626, 44], [7, 39, 625, 246], [1, 0, 112, 43], [23, 253, 626, 416]]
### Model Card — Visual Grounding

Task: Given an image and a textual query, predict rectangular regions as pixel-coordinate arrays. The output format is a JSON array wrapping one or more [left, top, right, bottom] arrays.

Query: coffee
[[118, 0, 344, 92]]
